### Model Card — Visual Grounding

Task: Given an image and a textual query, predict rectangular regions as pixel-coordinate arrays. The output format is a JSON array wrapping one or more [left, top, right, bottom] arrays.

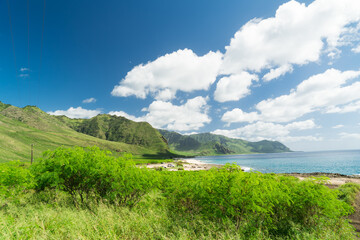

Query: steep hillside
[[56, 114, 169, 154], [0, 102, 171, 162], [159, 130, 291, 156], [1, 105, 71, 132]]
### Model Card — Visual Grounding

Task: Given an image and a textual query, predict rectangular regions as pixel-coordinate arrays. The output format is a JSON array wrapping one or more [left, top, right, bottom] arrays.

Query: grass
[[337, 183, 360, 204], [0, 189, 357, 240], [134, 159, 173, 165]]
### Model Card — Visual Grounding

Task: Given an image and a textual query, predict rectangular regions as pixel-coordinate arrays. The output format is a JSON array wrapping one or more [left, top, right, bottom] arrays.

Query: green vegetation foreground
[[0, 146, 359, 239]]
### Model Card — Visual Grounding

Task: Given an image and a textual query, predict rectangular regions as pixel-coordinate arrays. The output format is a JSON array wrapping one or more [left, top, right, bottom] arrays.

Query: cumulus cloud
[[183, 132, 199, 135], [257, 69, 360, 122], [109, 96, 211, 132], [221, 0, 360, 78], [111, 49, 222, 100], [214, 72, 258, 102], [108, 111, 142, 122], [332, 124, 344, 129], [212, 120, 319, 142], [278, 135, 323, 143], [223, 69, 360, 124], [221, 108, 259, 124], [326, 100, 360, 113], [82, 97, 97, 104], [263, 64, 293, 82], [340, 132, 360, 139], [352, 45, 360, 53], [48, 107, 101, 119]]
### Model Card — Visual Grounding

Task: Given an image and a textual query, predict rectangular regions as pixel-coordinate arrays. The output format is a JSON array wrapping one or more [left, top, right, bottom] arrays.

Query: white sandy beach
[[144, 159, 221, 171]]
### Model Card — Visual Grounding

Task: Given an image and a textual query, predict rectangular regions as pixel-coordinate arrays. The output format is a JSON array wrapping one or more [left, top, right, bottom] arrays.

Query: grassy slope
[[159, 130, 291, 156], [0, 104, 164, 163], [57, 114, 169, 154]]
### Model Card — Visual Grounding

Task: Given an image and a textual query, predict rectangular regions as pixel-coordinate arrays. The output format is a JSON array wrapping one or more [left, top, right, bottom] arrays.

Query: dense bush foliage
[[0, 161, 33, 198], [31, 146, 155, 207], [337, 182, 360, 204], [0, 146, 359, 239], [160, 165, 353, 237]]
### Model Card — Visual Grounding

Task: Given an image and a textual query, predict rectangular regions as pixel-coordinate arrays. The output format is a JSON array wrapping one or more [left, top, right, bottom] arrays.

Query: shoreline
[[145, 158, 222, 171], [285, 172, 360, 187], [145, 159, 360, 187], [182, 157, 360, 178]]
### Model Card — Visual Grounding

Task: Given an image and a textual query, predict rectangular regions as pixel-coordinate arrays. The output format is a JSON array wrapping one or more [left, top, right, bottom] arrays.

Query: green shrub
[[160, 164, 353, 238], [337, 182, 360, 204], [155, 167, 164, 171], [0, 161, 33, 199], [31, 146, 155, 208]]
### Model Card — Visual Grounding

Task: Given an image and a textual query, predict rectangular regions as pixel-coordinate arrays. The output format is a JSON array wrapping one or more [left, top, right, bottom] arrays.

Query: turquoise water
[[194, 150, 360, 175]]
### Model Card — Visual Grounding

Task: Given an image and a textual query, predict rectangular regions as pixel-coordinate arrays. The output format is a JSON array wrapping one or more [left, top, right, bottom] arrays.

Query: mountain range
[[159, 130, 290, 156], [0, 101, 290, 162]]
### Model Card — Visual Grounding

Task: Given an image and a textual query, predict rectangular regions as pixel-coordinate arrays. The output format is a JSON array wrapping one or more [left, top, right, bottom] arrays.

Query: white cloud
[[332, 124, 344, 129], [183, 132, 199, 135], [223, 69, 360, 124], [221, 108, 259, 124], [221, 0, 360, 78], [326, 100, 360, 113], [155, 89, 176, 101], [108, 111, 143, 122], [19, 74, 29, 78], [212, 120, 319, 143], [19, 67, 30, 78], [48, 107, 101, 119], [111, 49, 222, 100], [340, 132, 360, 139], [109, 96, 211, 132], [286, 119, 317, 130], [278, 135, 323, 143], [256, 69, 360, 122], [263, 64, 293, 82], [352, 45, 360, 53], [82, 97, 97, 104], [214, 72, 258, 102]]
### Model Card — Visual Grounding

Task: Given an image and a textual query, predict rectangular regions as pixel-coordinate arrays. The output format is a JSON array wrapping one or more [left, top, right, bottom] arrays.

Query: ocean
[[193, 150, 360, 175]]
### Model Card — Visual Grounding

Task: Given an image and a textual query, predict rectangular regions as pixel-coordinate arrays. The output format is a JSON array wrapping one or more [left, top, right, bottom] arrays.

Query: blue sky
[[1, 0, 360, 151]]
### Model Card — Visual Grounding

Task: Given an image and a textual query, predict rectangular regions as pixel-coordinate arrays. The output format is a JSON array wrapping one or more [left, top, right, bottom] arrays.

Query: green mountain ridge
[[0, 101, 171, 162], [158, 129, 291, 156], [56, 114, 169, 153]]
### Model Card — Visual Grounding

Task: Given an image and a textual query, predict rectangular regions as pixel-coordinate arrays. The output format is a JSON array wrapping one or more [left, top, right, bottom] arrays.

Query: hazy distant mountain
[[158, 130, 291, 156]]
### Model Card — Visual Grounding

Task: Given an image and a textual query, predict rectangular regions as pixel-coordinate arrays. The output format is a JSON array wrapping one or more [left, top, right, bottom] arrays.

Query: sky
[[1, 0, 360, 151]]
